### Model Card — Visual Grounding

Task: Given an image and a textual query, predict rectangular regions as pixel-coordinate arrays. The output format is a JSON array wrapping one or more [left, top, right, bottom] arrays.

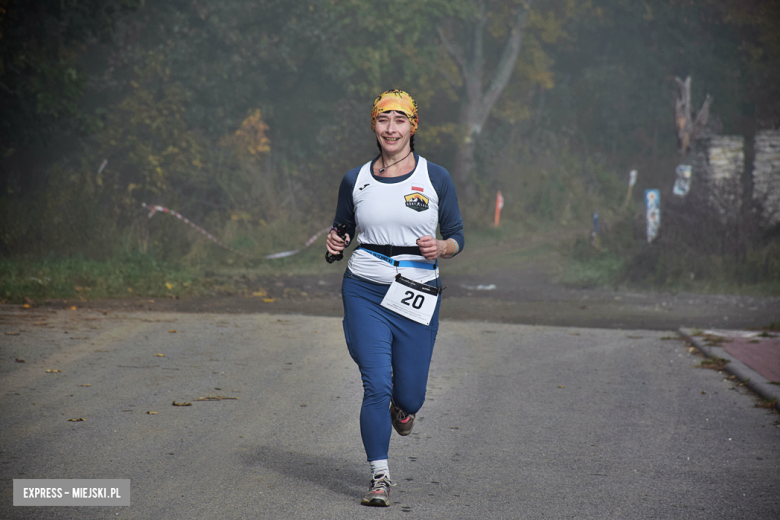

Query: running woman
[[325, 89, 465, 507]]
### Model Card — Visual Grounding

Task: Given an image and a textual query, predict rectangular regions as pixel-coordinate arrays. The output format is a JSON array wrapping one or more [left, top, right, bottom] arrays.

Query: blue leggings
[[341, 273, 441, 461]]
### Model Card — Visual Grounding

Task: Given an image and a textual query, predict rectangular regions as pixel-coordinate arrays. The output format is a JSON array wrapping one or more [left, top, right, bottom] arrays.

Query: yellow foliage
[[492, 97, 532, 124], [529, 9, 567, 44], [80, 51, 209, 211], [513, 35, 556, 90], [234, 109, 271, 156], [418, 123, 460, 147], [643, 4, 653, 21], [218, 109, 271, 171], [230, 211, 252, 221]]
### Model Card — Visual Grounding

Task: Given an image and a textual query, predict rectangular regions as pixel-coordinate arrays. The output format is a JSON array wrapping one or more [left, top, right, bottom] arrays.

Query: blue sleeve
[[332, 167, 359, 240], [429, 162, 465, 255]]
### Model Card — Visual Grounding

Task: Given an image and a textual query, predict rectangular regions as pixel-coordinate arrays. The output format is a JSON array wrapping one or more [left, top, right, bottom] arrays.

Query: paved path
[[1, 309, 779, 519], [680, 328, 780, 414], [696, 330, 780, 383]]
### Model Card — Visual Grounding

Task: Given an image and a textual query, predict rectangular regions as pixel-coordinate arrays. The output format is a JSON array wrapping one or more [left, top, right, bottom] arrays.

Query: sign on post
[[645, 189, 660, 243], [673, 164, 692, 197]]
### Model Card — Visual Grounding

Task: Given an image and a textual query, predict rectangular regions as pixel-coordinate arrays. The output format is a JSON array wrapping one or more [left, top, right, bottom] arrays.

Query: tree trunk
[[453, 129, 477, 201], [439, 1, 532, 201], [674, 76, 713, 156]]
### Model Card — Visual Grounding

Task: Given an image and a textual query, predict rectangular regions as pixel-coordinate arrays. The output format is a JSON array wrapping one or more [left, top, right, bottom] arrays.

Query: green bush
[[562, 207, 780, 295], [0, 253, 204, 303]]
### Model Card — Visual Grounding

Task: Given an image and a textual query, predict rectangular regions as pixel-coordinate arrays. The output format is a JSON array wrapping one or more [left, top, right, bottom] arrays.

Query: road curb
[[679, 327, 780, 412]]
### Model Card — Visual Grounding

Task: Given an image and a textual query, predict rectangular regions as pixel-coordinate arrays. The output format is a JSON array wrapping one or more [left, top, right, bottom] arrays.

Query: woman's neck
[[375, 148, 414, 178]]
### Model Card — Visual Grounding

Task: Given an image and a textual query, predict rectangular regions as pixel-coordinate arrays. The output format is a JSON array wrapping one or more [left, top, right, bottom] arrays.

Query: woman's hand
[[325, 229, 350, 256], [416, 235, 454, 260]]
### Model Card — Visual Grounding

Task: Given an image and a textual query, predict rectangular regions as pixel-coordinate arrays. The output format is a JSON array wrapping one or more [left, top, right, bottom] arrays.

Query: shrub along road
[[0, 307, 778, 518]]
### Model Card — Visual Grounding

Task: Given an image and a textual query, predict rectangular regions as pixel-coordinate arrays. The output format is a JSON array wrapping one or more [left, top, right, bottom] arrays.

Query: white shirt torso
[[347, 156, 440, 284]]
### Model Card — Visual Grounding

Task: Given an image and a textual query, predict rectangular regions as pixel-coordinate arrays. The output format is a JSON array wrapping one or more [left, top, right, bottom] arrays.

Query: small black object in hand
[[325, 223, 348, 263]]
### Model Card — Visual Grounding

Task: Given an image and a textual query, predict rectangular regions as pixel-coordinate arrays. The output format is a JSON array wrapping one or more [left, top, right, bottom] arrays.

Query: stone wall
[[707, 136, 744, 182], [699, 135, 744, 221], [687, 132, 780, 227], [753, 129, 780, 225]]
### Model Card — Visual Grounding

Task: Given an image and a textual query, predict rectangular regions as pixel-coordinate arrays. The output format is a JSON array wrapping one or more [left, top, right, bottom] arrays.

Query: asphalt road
[[1, 308, 779, 519]]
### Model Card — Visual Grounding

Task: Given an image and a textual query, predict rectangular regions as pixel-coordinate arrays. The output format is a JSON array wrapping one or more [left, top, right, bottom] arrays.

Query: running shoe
[[390, 400, 415, 436], [361, 473, 394, 507]]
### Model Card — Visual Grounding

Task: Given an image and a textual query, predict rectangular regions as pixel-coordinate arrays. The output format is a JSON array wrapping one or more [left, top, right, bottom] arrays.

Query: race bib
[[380, 274, 440, 326]]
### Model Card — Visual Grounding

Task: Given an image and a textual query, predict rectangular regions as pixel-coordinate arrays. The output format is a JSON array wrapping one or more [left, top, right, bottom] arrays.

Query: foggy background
[[1, 0, 779, 301]]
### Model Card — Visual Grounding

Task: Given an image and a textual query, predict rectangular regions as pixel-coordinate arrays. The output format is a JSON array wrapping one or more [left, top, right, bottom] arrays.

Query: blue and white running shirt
[[333, 154, 465, 284]]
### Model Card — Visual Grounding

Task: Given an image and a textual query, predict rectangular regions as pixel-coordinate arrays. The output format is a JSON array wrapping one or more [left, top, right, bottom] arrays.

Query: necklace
[[377, 150, 413, 174]]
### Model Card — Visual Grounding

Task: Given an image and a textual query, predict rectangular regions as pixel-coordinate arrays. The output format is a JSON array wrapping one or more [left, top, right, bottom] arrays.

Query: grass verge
[[560, 226, 780, 296], [0, 254, 206, 304]]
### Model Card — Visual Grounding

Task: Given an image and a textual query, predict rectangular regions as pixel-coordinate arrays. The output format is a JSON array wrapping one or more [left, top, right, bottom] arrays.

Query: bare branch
[[692, 94, 714, 138], [480, 1, 532, 120], [437, 26, 466, 74], [674, 76, 713, 154], [471, 0, 487, 81], [674, 76, 693, 155]]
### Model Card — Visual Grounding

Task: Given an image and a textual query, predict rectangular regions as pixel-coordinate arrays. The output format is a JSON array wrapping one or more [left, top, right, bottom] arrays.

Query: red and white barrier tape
[[141, 203, 330, 260], [264, 227, 331, 259]]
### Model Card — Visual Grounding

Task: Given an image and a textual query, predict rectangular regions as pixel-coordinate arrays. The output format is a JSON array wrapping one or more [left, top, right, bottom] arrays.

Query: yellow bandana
[[371, 89, 419, 135]]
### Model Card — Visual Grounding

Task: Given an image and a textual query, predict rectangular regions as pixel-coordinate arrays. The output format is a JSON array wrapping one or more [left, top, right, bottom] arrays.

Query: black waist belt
[[360, 243, 423, 257]]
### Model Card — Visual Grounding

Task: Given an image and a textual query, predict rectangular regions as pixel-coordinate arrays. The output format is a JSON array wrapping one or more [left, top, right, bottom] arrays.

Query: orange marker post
[[494, 191, 504, 227]]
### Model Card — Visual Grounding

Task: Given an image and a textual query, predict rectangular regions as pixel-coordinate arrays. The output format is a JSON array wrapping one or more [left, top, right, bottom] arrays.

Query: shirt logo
[[359, 184, 370, 191], [404, 192, 430, 212], [412, 186, 423, 192]]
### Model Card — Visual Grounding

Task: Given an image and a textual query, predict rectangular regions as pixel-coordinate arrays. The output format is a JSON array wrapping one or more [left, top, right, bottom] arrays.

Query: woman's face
[[374, 111, 412, 155]]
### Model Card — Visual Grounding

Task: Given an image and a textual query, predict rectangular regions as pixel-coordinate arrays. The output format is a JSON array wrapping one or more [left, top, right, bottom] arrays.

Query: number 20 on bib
[[380, 274, 440, 326]]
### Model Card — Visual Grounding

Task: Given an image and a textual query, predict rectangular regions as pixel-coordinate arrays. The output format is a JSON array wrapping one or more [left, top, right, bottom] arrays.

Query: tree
[[0, 0, 141, 158], [438, 1, 533, 197], [673, 75, 712, 156], [690, 0, 780, 130], [313, 0, 574, 201], [543, 0, 780, 167]]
